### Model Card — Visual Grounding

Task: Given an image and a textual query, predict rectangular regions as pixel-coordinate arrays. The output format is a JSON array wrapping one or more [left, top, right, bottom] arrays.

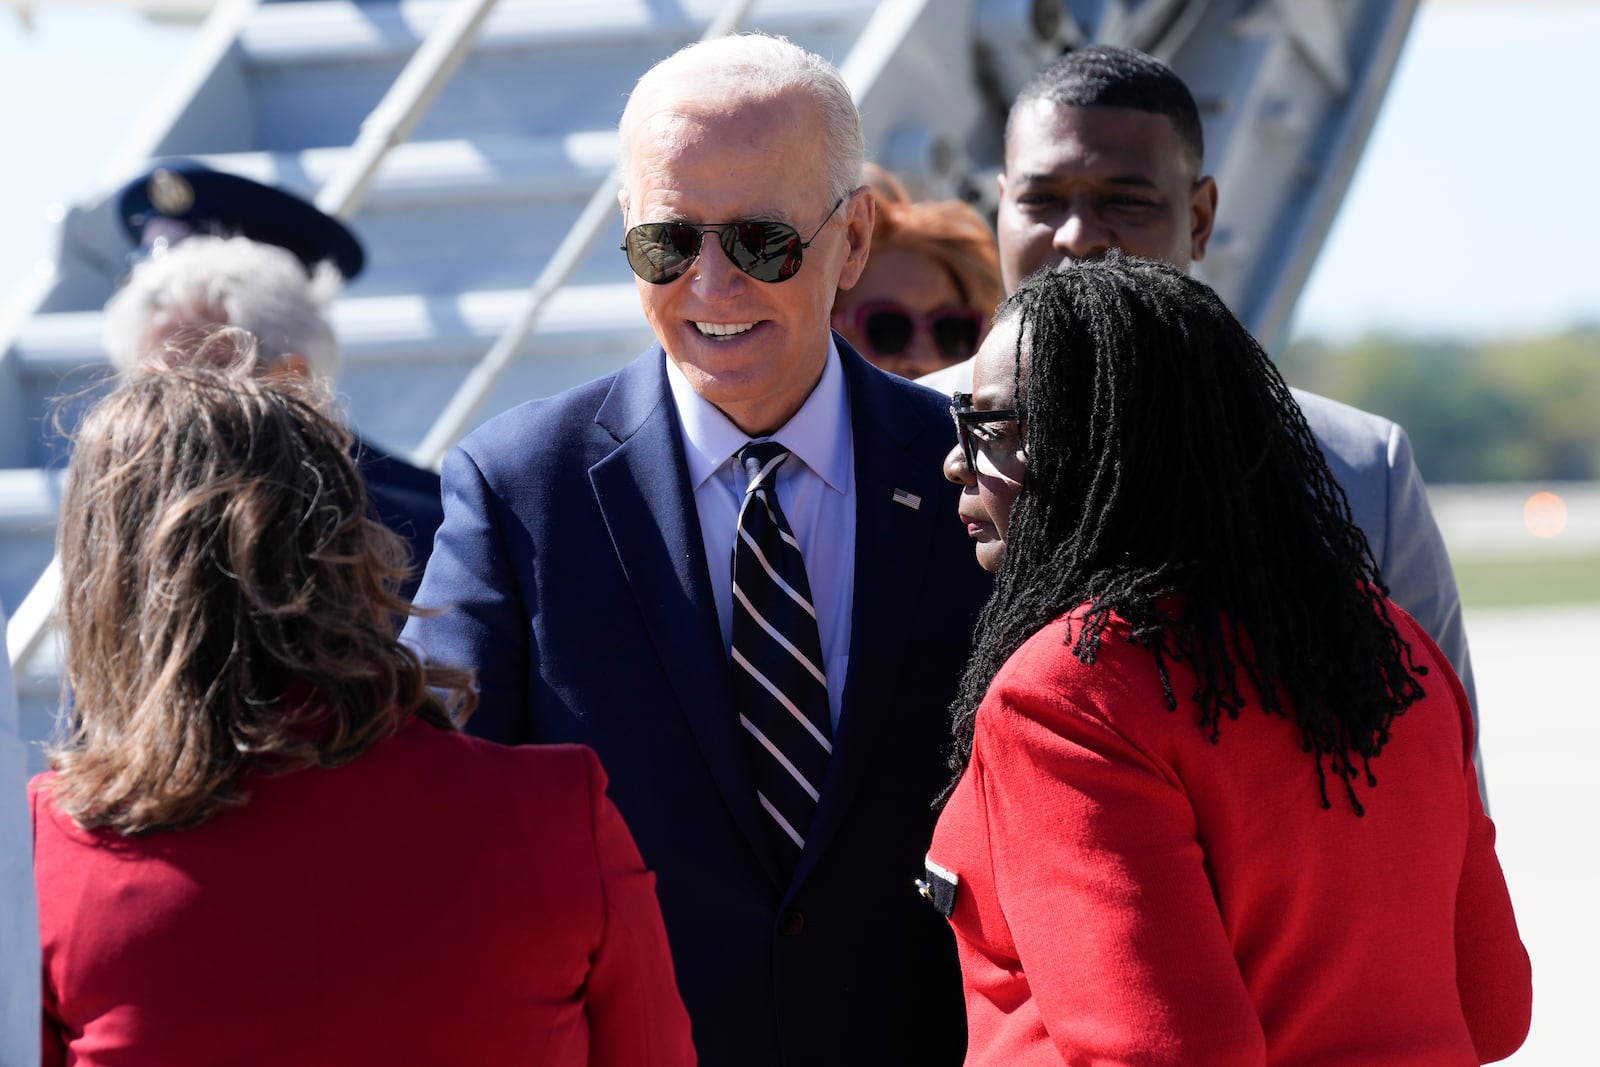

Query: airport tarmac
[[1467, 602, 1600, 1063]]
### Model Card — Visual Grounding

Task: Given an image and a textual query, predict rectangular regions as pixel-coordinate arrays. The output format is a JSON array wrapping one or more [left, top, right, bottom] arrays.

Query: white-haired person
[[102, 164, 443, 595]]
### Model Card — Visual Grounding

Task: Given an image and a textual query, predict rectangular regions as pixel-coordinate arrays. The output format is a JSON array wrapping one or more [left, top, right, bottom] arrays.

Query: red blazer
[[929, 603, 1530, 1066], [32, 717, 695, 1066]]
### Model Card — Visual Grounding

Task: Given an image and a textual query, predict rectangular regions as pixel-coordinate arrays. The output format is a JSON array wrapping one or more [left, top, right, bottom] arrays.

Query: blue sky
[[0, 7, 192, 285], [1289, 1, 1600, 341], [1, 1, 1595, 343]]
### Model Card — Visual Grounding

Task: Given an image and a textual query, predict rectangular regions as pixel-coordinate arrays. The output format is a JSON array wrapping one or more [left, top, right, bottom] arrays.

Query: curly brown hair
[[48, 330, 474, 834]]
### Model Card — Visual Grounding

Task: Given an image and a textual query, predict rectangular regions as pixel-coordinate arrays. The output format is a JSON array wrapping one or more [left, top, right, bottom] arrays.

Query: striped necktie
[[730, 441, 832, 871]]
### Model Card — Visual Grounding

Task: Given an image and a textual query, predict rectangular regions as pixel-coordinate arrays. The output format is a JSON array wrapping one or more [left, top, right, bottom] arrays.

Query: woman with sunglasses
[[928, 256, 1530, 1065], [829, 169, 1003, 380], [31, 336, 695, 1066]]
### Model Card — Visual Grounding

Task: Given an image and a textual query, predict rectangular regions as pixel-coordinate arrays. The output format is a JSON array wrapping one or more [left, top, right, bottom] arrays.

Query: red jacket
[[33, 717, 695, 1066], [929, 603, 1530, 1065]]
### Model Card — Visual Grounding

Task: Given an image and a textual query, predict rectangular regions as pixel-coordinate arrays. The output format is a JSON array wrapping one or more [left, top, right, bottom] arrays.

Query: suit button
[[779, 909, 805, 936]]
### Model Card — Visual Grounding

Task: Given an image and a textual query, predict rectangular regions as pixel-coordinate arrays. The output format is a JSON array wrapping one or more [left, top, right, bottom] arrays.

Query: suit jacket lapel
[[794, 340, 947, 889], [590, 348, 787, 889]]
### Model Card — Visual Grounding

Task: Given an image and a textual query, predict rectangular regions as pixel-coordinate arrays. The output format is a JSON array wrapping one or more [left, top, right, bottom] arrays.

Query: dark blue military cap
[[116, 161, 365, 280]]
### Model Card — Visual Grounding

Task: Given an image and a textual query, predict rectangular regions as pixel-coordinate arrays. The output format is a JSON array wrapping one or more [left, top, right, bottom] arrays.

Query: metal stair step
[[174, 132, 621, 209], [13, 281, 648, 377], [240, 0, 880, 62], [136, 134, 631, 296], [12, 282, 656, 457], [236, 0, 880, 150]]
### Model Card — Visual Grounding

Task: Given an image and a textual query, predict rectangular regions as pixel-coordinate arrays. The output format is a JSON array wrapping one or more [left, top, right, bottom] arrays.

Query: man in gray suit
[[922, 46, 1483, 793]]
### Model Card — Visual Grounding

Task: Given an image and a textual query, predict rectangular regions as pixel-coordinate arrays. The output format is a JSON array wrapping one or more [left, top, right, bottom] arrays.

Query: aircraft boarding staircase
[[1, 0, 1418, 762]]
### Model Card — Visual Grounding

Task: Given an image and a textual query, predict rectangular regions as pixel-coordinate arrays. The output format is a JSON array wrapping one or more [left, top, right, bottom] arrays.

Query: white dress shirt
[[666, 344, 857, 732], [1, 602, 41, 1067]]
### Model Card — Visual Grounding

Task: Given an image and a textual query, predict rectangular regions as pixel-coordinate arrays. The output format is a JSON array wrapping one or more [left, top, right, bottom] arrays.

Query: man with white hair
[[104, 166, 443, 595], [405, 33, 989, 1066]]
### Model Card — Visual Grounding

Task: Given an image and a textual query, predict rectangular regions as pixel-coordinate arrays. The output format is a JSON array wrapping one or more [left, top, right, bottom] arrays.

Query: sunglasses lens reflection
[[624, 221, 806, 284], [624, 224, 701, 283], [726, 222, 803, 282]]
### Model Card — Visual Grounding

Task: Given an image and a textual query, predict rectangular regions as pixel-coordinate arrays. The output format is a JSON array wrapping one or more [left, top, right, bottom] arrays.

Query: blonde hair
[[48, 331, 473, 834]]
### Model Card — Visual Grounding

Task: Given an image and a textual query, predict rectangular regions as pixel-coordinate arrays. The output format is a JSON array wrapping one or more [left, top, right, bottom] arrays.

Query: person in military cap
[[102, 162, 442, 597], [118, 162, 367, 279]]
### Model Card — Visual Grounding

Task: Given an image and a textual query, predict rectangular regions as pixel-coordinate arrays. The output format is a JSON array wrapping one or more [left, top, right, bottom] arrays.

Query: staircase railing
[[411, 0, 761, 469], [9, 0, 506, 676], [6, 0, 853, 679], [315, 0, 503, 221]]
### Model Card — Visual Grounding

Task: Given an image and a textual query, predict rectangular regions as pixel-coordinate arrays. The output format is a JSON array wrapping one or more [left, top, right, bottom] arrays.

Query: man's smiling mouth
[[695, 321, 757, 338]]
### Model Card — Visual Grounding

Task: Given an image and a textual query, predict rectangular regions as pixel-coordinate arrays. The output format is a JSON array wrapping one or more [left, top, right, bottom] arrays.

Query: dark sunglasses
[[837, 301, 985, 362], [621, 195, 847, 285], [950, 391, 1024, 472]]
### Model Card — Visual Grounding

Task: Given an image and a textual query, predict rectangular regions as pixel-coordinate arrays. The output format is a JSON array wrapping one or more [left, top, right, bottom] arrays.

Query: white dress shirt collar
[[665, 341, 851, 495]]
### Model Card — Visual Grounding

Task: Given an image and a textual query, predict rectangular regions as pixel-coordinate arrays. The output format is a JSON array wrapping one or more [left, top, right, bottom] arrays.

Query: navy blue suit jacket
[[355, 436, 443, 601], [403, 339, 991, 1066]]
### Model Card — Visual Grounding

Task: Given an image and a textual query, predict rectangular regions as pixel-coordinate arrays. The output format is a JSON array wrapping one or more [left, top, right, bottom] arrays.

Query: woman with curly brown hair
[[31, 334, 695, 1066]]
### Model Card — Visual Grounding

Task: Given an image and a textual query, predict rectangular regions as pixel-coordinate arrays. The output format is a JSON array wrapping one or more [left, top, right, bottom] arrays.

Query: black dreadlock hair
[[946, 255, 1428, 815]]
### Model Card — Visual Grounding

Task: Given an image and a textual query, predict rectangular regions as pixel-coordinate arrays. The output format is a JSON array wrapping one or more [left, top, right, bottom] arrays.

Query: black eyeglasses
[[950, 391, 1025, 473], [621, 195, 847, 285], [836, 301, 985, 362]]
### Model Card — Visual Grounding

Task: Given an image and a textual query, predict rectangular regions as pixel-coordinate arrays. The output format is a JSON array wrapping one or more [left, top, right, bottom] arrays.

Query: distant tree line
[[1276, 327, 1600, 485]]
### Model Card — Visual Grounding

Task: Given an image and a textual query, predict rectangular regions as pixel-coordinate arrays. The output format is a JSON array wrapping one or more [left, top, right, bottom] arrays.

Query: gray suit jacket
[[1292, 389, 1484, 796]]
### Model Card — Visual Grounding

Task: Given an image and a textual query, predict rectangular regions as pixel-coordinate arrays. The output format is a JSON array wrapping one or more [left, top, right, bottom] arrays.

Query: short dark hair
[[1009, 45, 1205, 166]]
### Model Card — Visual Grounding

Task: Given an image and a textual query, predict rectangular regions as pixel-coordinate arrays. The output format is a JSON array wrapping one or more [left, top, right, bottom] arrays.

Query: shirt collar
[[666, 339, 852, 494]]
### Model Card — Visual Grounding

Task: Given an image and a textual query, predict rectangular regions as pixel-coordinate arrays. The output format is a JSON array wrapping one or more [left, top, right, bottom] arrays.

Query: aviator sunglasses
[[621, 196, 847, 285], [836, 301, 985, 362]]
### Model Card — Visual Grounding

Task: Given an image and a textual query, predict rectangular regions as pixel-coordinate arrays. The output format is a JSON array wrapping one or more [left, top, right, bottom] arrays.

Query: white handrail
[[9, 0, 899, 673], [411, 0, 759, 470], [317, 0, 502, 221], [5, 556, 59, 676]]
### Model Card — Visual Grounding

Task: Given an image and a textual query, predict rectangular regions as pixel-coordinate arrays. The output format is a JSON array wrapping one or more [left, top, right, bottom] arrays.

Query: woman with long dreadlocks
[[924, 256, 1530, 1065]]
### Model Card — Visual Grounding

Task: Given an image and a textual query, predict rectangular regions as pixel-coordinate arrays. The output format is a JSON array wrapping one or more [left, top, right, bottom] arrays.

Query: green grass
[[1453, 551, 1600, 610]]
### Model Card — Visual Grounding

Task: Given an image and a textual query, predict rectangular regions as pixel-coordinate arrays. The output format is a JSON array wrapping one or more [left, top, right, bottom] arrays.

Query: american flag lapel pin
[[892, 488, 922, 510]]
